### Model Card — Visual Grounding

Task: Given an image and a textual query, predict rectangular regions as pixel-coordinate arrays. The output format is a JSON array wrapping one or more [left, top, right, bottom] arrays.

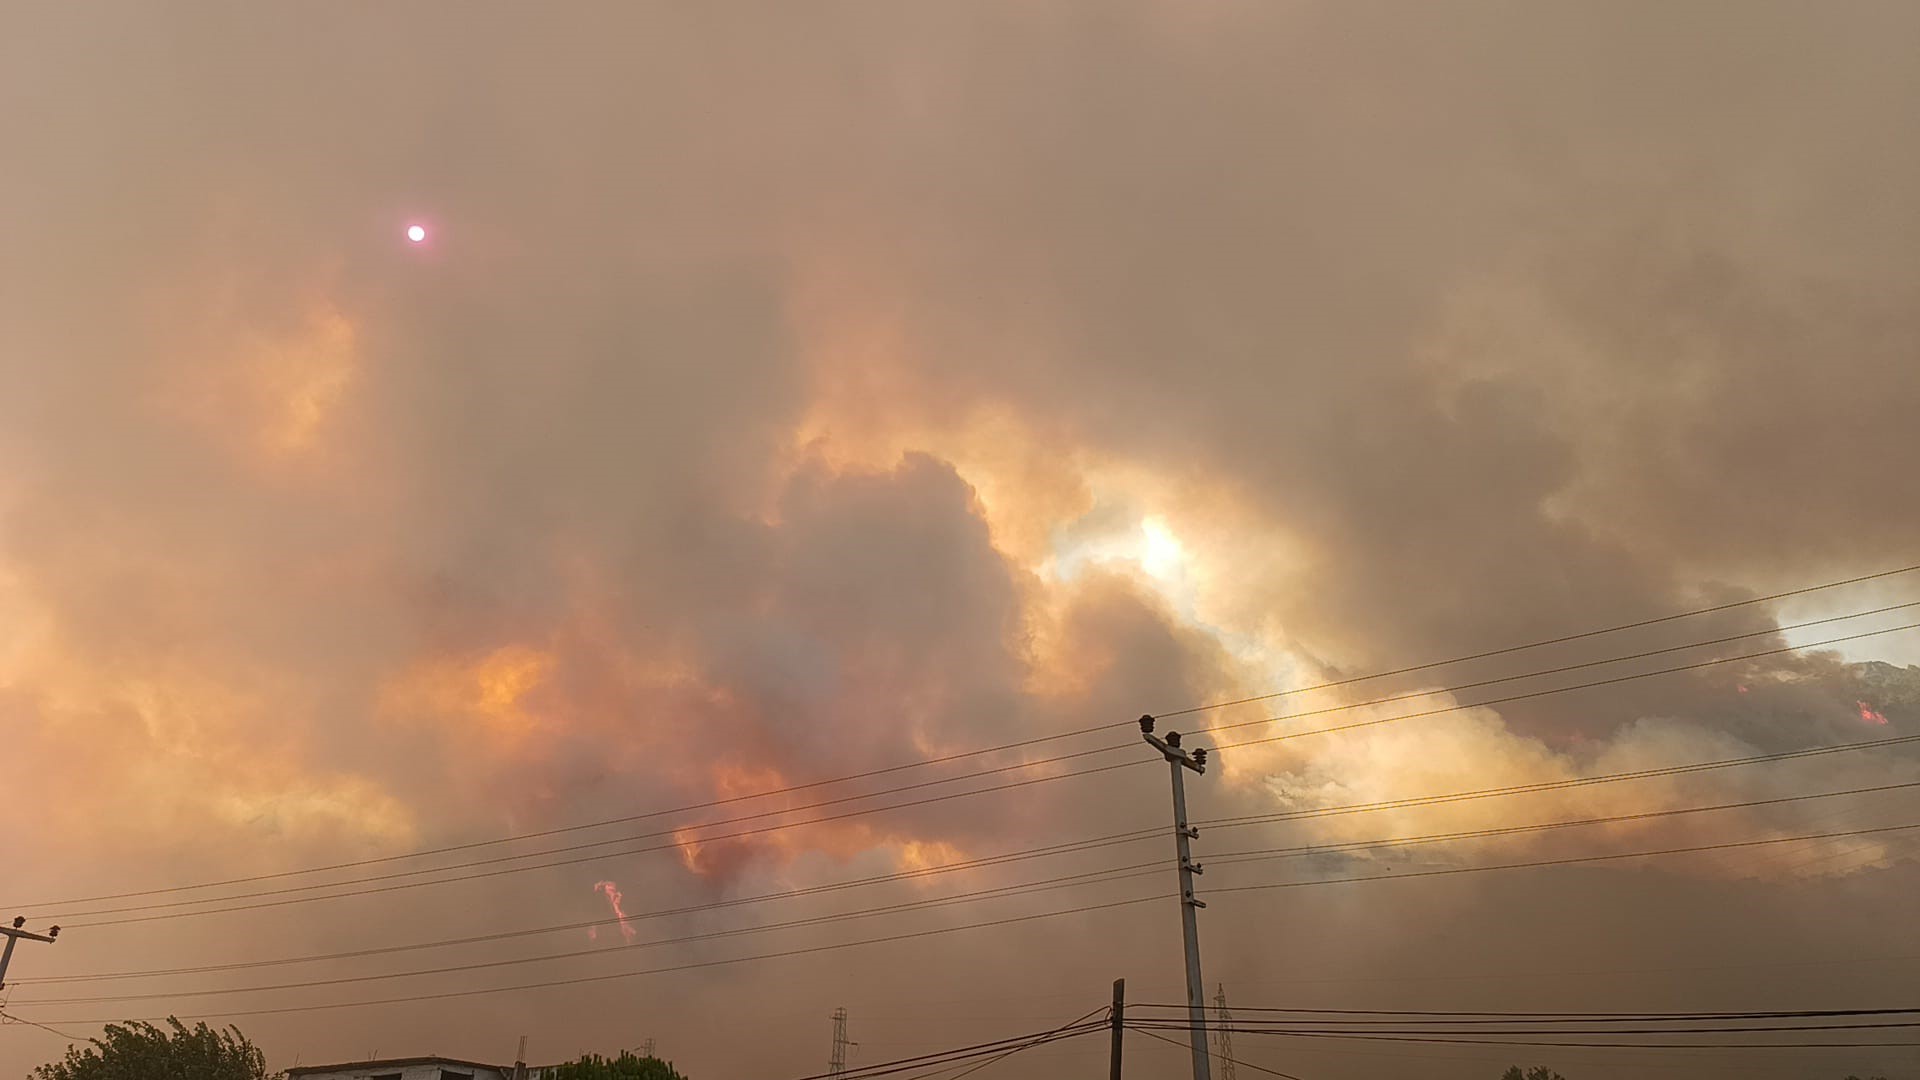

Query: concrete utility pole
[[827, 1007, 854, 1076], [1109, 978, 1126, 1080], [1139, 715, 1212, 1080], [1213, 984, 1238, 1080], [0, 916, 59, 991]]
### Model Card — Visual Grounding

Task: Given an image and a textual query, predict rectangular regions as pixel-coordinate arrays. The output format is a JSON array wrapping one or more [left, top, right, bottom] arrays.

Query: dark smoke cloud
[[3, 3, 1919, 1079]]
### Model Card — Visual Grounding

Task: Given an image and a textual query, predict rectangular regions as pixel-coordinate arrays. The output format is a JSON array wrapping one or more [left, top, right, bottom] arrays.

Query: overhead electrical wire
[[1204, 604, 1920, 741], [1199, 779, 1920, 867], [1205, 821, 1920, 900], [14, 792, 1919, 1008], [1147, 1025, 1920, 1050], [786, 1012, 1109, 1080], [5, 580, 1912, 1038], [885, 1007, 1110, 1080], [1208, 619, 1920, 753], [43, 759, 1156, 925], [1134, 1022, 1920, 1036], [18, 828, 1171, 984], [17, 564, 1913, 911], [1154, 561, 1920, 719], [11, 893, 1173, 1028], [1180, 948, 1920, 989], [15, 862, 1180, 1007], [39, 614, 1920, 928], [26, 752, 1147, 918], [16, 780, 1869, 1002], [1132, 1027, 1309, 1080], [1131, 1005, 1920, 1020], [0, 1009, 89, 1042], [16, 817, 1920, 1029], [1194, 728, 1920, 831], [20, 725, 1917, 986], [33, 719, 1920, 970]]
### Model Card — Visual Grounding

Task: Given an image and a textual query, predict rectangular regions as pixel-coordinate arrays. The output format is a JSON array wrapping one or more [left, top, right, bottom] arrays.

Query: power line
[[1195, 729, 1920, 831], [1167, 1017, 1920, 1031], [843, 1026, 1107, 1080], [0, 1008, 88, 1042], [12, 894, 1175, 1027], [1209, 619, 1920, 753], [19, 779, 1888, 1003], [1182, 950, 1920, 988], [13, 862, 1180, 1007], [18, 817, 1920, 1029], [29, 725, 1920, 986], [50, 759, 1149, 927], [1205, 821, 1920, 899], [49, 613, 1920, 928], [1133, 1018, 1920, 1033], [17, 795, 1919, 1011], [1157, 562, 1920, 717], [1132, 1006, 1920, 1021], [786, 1017, 1110, 1080], [31, 753, 1146, 920], [1179, 1031, 1873, 1076], [1202, 602, 1920, 742], [1155, 1024, 1920, 1049], [18, 565, 1911, 911], [890, 1007, 1110, 1080], [1200, 778, 1920, 868], [18, 828, 1168, 984], [1136, 1027, 1308, 1080]]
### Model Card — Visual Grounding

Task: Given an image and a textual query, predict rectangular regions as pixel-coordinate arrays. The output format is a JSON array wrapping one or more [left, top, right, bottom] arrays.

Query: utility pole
[[639, 1038, 655, 1059], [1139, 715, 1212, 1080], [1213, 984, 1237, 1080], [0, 917, 59, 991], [827, 1007, 854, 1076], [1109, 978, 1125, 1080]]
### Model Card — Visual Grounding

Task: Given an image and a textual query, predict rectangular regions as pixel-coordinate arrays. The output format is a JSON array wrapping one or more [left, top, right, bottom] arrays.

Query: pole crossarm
[[0, 917, 60, 991]]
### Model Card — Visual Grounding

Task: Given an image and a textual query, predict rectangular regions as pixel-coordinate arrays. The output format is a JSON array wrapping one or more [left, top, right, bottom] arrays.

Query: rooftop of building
[[285, 1057, 521, 1077]]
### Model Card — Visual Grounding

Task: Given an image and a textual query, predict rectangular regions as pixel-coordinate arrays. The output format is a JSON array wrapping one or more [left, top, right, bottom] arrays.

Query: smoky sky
[[3, 3, 1919, 1079]]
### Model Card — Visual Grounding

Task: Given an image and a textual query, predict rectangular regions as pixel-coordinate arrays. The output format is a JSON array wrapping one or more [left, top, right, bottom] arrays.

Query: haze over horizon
[[3, 4, 1919, 1078]]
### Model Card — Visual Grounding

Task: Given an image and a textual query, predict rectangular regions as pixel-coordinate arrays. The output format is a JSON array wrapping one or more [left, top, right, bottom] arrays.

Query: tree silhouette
[[31, 1017, 276, 1080], [546, 1050, 687, 1080]]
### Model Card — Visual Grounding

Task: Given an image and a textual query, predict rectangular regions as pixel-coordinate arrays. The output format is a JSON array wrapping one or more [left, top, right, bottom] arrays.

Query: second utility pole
[[1139, 715, 1212, 1080], [0, 917, 59, 991]]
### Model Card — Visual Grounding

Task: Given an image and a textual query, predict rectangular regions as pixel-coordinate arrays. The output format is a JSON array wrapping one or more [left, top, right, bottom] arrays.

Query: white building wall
[[292, 1063, 511, 1080]]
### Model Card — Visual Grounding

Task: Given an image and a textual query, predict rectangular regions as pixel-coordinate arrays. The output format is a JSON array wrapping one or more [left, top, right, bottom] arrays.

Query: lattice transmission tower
[[827, 1007, 855, 1076], [1212, 984, 1238, 1080]]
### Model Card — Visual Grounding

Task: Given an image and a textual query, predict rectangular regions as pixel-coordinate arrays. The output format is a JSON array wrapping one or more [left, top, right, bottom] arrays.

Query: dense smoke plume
[[2, 4, 1918, 1079]]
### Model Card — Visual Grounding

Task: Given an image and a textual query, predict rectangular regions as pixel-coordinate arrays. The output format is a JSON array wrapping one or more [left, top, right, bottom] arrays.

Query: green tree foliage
[[1500, 1068, 1568, 1080], [31, 1017, 276, 1080], [546, 1051, 686, 1080]]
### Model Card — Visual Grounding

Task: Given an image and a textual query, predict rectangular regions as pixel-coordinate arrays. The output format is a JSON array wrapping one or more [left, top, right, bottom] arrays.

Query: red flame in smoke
[[1857, 701, 1888, 725], [595, 880, 637, 943]]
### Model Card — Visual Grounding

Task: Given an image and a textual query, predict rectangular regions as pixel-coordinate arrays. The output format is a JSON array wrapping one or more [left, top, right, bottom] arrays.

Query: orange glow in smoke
[[1858, 701, 1888, 725], [379, 644, 555, 740], [895, 839, 968, 874], [594, 880, 637, 943]]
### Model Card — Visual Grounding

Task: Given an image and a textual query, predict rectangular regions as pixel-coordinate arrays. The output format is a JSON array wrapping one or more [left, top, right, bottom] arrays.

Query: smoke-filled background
[[3, 2, 1919, 1078]]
